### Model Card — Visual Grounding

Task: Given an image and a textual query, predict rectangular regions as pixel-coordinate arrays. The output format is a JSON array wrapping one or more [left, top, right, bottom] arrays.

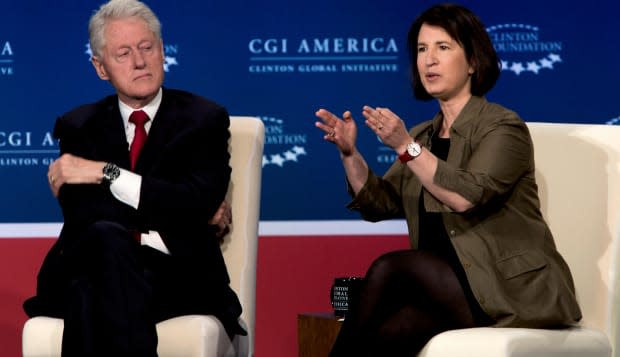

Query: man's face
[[92, 17, 164, 108]]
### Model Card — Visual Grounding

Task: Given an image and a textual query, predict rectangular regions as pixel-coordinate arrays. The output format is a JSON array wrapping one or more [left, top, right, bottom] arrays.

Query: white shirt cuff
[[109, 168, 170, 255]]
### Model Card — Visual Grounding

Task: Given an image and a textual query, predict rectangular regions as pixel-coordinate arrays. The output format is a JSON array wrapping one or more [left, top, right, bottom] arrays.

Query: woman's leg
[[329, 249, 478, 357]]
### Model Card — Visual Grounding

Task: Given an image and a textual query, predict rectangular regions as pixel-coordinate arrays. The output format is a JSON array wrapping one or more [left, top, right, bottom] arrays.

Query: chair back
[[220, 116, 264, 355], [527, 122, 620, 354]]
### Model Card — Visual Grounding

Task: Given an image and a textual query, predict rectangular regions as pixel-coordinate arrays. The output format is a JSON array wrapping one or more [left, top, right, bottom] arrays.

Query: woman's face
[[416, 23, 473, 102]]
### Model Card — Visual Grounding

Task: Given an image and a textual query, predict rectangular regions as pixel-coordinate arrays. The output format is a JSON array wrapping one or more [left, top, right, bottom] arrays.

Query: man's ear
[[91, 56, 109, 80]]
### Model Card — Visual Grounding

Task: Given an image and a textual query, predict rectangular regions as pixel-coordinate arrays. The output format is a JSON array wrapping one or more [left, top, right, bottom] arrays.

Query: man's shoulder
[[161, 88, 230, 128], [59, 94, 117, 127], [163, 88, 225, 112]]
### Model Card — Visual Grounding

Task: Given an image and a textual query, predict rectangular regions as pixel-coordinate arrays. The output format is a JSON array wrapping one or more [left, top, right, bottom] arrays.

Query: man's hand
[[208, 200, 232, 238], [47, 153, 106, 197]]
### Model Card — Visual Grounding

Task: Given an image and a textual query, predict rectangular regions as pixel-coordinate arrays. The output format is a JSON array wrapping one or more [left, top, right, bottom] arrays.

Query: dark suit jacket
[[26, 88, 243, 332]]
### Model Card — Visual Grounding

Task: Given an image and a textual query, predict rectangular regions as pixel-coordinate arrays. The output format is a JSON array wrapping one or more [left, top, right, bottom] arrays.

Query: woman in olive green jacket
[[315, 4, 581, 357]]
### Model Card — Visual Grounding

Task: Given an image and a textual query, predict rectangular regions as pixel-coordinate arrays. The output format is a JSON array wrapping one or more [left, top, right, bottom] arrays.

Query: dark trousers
[[24, 221, 244, 357], [59, 221, 158, 357]]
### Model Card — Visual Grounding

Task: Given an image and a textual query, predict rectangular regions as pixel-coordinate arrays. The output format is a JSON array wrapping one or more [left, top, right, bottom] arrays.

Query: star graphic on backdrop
[[270, 154, 286, 167], [526, 61, 541, 74], [163, 56, 178, 72], [510, 62, 525, 75]]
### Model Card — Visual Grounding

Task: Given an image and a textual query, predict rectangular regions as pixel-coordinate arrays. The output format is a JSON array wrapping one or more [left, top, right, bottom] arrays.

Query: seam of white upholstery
[[608, 213, 620, 356], [238, 118, 257, 303]]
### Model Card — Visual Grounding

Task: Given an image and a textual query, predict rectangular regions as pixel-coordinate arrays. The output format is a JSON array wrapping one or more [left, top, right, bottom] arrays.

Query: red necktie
[[128, 110, 150, 243], [129, 110, 150, 171]]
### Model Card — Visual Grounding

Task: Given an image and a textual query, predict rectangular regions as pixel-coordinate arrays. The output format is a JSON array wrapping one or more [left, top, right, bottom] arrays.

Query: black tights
[[329, 250, 480, 357]]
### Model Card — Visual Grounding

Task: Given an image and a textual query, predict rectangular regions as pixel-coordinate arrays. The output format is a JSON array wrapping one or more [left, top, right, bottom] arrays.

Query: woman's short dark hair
[[407, 3, 500, 101]]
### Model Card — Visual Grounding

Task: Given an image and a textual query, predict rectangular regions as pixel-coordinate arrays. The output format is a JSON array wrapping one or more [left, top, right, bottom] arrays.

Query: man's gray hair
[[89, 0, 162, 59]]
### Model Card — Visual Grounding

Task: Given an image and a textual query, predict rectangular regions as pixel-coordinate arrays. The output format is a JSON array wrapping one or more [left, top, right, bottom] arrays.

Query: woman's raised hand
[[315, 108, 358, 157]]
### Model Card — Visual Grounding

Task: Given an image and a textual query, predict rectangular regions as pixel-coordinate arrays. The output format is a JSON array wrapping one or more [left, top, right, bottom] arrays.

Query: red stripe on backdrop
[[0, 238, 55, 357], [255, 235, 409, 357], [0, 235, 408, 357]]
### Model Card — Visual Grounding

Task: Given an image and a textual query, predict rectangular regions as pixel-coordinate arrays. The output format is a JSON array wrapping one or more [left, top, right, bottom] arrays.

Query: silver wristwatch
[[102, 162, 120, 185]]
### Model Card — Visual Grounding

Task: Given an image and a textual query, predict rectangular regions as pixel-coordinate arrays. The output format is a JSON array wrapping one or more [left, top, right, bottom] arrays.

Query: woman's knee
[[366, 250, 416, 282]]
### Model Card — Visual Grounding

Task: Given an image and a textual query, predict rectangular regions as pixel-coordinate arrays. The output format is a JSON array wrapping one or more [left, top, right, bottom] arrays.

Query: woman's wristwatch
[[398, 140, 422, 163]]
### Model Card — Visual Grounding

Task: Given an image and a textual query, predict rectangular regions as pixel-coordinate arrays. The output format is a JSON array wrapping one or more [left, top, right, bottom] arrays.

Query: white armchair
[[419, 123, 620, 357], [22, 116, 265, 357]]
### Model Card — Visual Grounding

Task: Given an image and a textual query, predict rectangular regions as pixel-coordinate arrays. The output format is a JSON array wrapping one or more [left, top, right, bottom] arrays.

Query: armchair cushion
[[419, 327, 611, 357]]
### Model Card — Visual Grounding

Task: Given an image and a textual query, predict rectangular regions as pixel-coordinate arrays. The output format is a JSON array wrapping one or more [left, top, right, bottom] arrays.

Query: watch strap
[[398, 150, 414, 163], [398, 141, 421, 163]]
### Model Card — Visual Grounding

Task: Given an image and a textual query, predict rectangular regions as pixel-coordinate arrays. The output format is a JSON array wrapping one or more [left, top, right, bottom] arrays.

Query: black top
[[418, 135, 492, 325]]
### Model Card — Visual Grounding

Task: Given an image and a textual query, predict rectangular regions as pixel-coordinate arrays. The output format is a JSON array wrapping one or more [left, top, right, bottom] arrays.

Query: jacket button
[[449, 229, 456, 236], [463, 262, 471, 269]]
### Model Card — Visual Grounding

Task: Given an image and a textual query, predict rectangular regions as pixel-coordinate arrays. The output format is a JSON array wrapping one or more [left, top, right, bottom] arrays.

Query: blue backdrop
[[1, 0, 619, 224]]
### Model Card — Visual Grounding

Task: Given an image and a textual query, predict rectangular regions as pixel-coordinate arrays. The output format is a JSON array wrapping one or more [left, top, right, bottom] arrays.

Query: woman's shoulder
[[455, 96, 529, 141], [477, 97, 523, 125]]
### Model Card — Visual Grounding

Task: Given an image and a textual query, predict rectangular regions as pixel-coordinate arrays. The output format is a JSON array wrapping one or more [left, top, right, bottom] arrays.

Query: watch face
[[407, 142, 421, 157], [399, 141, 421, 163], [103, 163, 120, 182]]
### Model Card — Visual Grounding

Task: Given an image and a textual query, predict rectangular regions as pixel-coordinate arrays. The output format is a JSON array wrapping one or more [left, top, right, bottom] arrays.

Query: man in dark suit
[[23, 0, 244, 356]]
